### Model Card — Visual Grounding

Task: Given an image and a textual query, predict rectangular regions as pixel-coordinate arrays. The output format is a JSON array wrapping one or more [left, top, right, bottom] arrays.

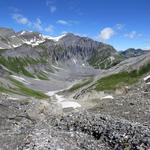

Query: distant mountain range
[[120, 48, 149, 58]]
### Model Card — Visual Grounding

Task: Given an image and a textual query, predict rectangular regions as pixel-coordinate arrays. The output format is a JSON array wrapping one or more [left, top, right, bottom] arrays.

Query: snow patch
[[46, 91, 81, 109], [109, 56, 115, 61], [11, 35, 16, 38], [46, 91, 59, 96], [55, 94, 81, 108], [144, 75, 150, 81], [30, 40, 45, 46], [7, 97, 19, 100], [43, 34, 66, 42], [55, 94, 81, 109], [55, 94, 66, 102], [0, 47, 4, 49], [20, 31, 26, 35], [12, 44, 22, 48], [11, 75, 30, 85], [1, 33, 66, 49], [21, 36, 45, 47], [102, 95, 114, 99], [60, 101, 81, 109], [72, 58, 77, 64], [144, 75, 150, 84]]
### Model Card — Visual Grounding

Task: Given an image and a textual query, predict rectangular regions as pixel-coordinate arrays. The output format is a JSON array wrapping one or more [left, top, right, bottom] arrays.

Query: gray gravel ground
[[0, 93, 150, 150]]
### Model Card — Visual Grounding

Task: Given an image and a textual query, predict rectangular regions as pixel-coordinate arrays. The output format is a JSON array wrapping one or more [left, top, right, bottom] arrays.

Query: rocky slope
[[0, 92, 150, 150], [0, 27, 150, 149]]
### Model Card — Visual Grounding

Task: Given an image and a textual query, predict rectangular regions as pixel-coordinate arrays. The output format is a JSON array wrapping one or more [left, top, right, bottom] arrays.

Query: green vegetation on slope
[[68, 78, 93, 92], [36, 71, 49, 80], [0, 86, 12, 93], [9, 77, 49, 99], [88, 54, 123, 69], [0, 81, 20, 94], [95, 63, 150, 91], [0, 56, 47, 78]]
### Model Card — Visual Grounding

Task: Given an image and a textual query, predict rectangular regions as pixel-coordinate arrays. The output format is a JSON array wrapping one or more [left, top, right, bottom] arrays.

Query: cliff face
[[0, 28, 120, 70]]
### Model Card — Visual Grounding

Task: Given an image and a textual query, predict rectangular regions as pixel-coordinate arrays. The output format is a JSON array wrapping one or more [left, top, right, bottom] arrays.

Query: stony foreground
[[0, 95, 150, 150]]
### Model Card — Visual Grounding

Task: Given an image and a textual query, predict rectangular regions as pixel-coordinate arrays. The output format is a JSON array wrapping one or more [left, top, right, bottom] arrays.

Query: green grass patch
[[36, 71, 49, 80], [0, 83, 19, 94], [9, 77, 49, 99], [95, 63, 150, 91], [0, 56, 48, 78], [0, 86, 12, 93], [88, 53, 123, 69], [68, 78, 93, 92]]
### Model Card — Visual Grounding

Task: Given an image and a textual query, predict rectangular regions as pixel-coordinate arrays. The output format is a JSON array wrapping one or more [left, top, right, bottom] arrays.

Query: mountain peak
[[65, 32, 75, 36]]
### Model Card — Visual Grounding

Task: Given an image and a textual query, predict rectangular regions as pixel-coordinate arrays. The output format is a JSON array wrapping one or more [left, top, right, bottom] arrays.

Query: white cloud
[[33, 18, 43, 31], [46, 1, 56, 13], [12, 14, 31, 25], [9, 7, 20, 13], [45, 25, 53, 32], [33, 19, 54, 33], [50, 6, 56, 13], [124, 31, 142, 39], [57, 20, 69, 25], [12, 13, 55, 33], [115, 24, 124, 30], [46, 0, 54, 5], [57, 20, 79, 26], [99, 27, 115, 41]]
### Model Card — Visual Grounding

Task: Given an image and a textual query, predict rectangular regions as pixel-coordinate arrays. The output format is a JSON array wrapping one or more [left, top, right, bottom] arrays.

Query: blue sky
[[0, 0, 150, 50]]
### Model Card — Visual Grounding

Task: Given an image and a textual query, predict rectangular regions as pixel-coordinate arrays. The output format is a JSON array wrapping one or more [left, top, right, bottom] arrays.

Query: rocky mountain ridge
[[120, 48, 150, 58], [0, 27, 122, 80]]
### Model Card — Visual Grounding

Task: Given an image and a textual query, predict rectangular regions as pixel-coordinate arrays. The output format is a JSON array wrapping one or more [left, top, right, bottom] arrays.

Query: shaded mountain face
[[0, 27, 122, 73], [120, 48, 149, 58]]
